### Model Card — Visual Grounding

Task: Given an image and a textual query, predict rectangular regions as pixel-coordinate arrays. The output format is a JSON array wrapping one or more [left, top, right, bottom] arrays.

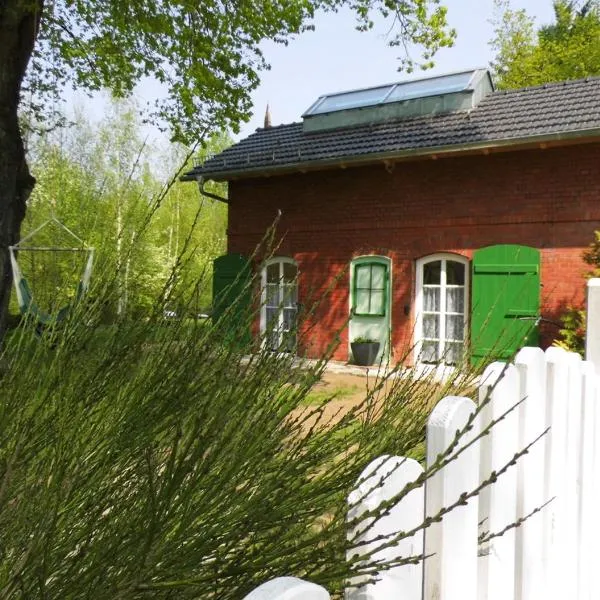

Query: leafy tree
[[21, 103, 230, 321], [152, 138, 230, 315], [0, 0, 455, 335], [490, 0, 600, 89], [489, 0, 537, 89]]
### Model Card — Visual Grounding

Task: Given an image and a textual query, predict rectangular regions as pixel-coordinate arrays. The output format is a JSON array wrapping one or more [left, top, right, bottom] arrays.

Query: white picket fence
[[244, 280, 600, 600]]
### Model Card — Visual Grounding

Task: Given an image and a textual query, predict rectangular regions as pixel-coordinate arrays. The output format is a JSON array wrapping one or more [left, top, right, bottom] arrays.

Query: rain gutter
[[197, 176, 228, 203]]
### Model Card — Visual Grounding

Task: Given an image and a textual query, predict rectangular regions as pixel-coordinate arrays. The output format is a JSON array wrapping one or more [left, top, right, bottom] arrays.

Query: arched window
[[415, 254, 469, 365], [261, 257, 298, 352]]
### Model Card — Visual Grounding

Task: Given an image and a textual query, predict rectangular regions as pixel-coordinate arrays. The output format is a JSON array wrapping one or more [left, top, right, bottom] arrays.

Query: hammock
[[9, 217, 95, 330]]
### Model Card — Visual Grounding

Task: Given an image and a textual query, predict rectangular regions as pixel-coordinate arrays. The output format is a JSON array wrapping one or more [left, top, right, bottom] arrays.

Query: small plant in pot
[[351, 336, 381, 366]]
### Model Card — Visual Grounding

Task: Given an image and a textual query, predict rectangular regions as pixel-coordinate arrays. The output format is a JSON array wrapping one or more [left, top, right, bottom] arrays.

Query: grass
[[302, 382, 363, 406]]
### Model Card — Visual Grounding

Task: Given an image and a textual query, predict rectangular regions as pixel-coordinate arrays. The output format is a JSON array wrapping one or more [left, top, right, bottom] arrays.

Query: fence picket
[[346, 455, 424, 600], [477, 362, 519, 600], [564, 352, 583, 597], [593, 377, 600, 600], [543, 347, 570, 600], [578, 362, 596, 600], [513, 347, 547, 600], [242, 577, 330, 600], [585, 279, 600, 374], [424, 395, 479, 600]]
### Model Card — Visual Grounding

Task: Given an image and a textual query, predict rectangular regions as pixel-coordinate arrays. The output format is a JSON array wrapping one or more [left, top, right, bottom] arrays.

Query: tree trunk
[[0, 0, 43, 336]]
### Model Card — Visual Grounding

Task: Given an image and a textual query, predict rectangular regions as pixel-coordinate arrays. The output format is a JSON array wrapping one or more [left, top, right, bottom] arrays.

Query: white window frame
[[414, 253, 469, 366], [260, 256, 298, 352]]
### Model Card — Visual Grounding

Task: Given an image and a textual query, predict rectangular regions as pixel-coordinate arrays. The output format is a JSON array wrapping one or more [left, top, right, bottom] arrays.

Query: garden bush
[[0, 260, 483, 599]]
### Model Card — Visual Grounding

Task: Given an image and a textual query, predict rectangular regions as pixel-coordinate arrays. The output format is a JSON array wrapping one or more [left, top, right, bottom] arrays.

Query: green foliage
[[582, 230, 600, 277], [489, 0, 537, 89], [0, 257, 481, 598], [23, 0, 455, 143], [555, 307, 586, 355], [554, 229, 600, 354], [351, 336, 378, 344], [490, 0, 600, 89], [20, 102, 228, 322]]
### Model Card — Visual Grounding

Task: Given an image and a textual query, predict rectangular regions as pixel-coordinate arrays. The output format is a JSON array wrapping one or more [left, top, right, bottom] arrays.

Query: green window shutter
[[471, 244, 540, 365], [212, 254, 252, 344], [353, 261, 389, 317]]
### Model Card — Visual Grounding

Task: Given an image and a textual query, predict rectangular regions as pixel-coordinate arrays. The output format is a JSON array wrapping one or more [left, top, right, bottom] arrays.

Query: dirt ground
[[293, 370, 385, 430], [310, 371, 370, 403]]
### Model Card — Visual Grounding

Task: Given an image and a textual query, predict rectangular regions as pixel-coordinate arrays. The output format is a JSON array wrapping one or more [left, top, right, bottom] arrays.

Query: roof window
[[302, 69, 494, 132]]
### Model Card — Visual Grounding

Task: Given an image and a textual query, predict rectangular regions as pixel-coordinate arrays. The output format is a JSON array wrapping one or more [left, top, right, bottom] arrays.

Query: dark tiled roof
[[184, 77, 600, 181]]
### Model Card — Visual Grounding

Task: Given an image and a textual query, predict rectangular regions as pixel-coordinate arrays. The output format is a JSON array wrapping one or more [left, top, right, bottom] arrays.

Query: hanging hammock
[[9, 217, 95, 330]]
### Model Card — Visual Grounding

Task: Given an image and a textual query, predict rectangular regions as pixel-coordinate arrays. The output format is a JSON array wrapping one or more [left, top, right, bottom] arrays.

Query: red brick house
[[183, 69, 600, 366]]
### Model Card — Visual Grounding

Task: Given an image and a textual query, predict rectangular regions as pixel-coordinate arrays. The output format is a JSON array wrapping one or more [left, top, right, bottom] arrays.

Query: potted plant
[[351, 336, 381, 366]]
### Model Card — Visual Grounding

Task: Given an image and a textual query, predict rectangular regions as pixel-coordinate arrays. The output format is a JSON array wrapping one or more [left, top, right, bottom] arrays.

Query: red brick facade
[[227, 143, 600, 363]]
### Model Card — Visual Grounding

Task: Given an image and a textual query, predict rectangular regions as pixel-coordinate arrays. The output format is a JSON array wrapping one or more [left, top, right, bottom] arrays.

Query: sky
[[69, 0, 556, 149], [236, 0, 556, 140]]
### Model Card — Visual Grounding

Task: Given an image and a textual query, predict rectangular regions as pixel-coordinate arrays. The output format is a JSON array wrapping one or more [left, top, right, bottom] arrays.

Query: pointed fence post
[[424, 395, 479, 600], [564, 352, 583, 598], [592, 375, 600, 600], [578, 361, 597, 600], [477, 362, 519, 600], [242, 577, 330, 600], [346, 455, 424, 600], [585, 278, 600, 374], [514, 347, 547, 600], [543, 347, 570, 600]]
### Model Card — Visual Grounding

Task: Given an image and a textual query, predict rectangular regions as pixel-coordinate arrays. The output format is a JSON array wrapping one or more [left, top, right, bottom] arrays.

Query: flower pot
[[351, 342, 381, 366]]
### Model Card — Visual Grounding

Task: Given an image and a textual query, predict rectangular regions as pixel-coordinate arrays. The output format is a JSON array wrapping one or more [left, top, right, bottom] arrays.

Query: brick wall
[[226, 143, 600, 363]]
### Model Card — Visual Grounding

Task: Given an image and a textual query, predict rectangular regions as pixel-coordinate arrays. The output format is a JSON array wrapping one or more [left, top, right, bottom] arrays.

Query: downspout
[[196, 176, 228, 203]]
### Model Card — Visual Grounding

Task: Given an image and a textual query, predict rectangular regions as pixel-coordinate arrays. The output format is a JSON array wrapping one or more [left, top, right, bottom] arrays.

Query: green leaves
[[0, 278, 479, 598], [23, 101, 228, 320], [490, 0, 600, 89], [24, 0, 455, 144]]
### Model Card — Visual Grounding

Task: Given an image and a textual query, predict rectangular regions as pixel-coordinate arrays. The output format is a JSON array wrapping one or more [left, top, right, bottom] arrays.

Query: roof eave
[[181, 127, 600, 182]]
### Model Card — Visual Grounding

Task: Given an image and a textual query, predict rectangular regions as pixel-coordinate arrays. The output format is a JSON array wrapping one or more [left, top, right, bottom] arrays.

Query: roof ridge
[[252, 121, 302, 133], [181, 75, 600, 182], [492, 75, 600, 96]]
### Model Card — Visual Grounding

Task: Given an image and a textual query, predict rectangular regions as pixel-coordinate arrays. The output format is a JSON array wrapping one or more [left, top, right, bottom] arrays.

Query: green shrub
[[555, 307, 585, 356], [0, 264, 482, 599], [554, 230, 600, 354], [351, 336, 378, 344]]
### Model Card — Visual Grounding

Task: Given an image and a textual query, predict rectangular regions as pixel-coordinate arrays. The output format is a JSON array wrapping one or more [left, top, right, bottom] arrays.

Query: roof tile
[[184, 78, 600, 180]]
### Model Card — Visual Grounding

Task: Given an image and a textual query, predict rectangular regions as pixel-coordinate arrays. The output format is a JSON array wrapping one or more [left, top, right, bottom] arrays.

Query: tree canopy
[[0, 0, 455, 333], [22, 102, 229, 321], [25, 0, 456, 144], [490, 0, 600, 89]]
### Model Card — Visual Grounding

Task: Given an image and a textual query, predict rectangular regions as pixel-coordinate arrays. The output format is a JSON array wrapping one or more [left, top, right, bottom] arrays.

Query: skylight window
[[384, 71, 475, 104], [307, 85, 394, 116], [303, 70, 481, 117]]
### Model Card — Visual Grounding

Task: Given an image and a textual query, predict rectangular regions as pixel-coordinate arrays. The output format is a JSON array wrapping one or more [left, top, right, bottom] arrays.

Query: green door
[[212, 254, 252, 345], [471, 245, 540, 364]]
